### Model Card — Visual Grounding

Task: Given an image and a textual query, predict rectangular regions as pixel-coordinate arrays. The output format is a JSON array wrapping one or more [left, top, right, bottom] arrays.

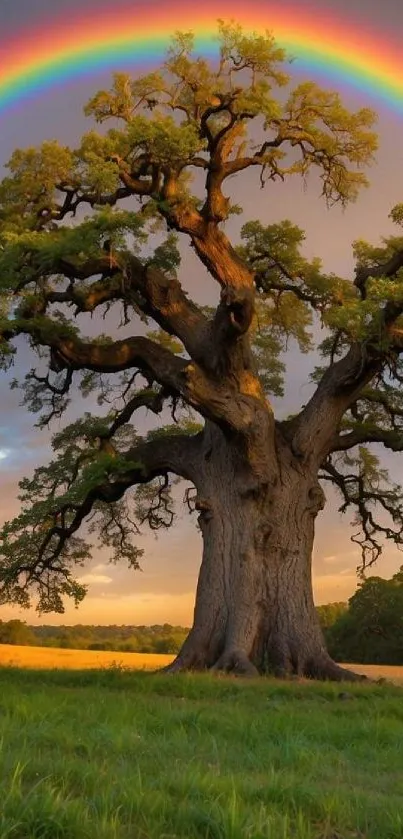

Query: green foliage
[[0, 141, 74, 228], [326, 567, 403, 664], [239, 219, 360, 395], [84, 70, 166, 122], [146, 419, 203, 441], [0, 619, 35, 645], [147, 233, 181, 279], [282, 82, 376, 203], [0, 412, 148, 610], [217, 20, 289, 84], [146, 328, 184, 354], [129, 115, 206, 164], [241, 219, 353, 311], [0, 207, 146, 295], [251, 330, 286, 396], [316, 602, 347, 630]]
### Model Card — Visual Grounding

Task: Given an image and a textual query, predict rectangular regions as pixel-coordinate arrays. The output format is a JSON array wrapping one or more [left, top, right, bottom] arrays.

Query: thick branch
[[160, 168, 205, 236], [192, 224, 255, 291], [286, 345, 382, 463], [109, 154, 160, 196], [10, 432, 203, 583], [355, 247, 403, 298], [331, 427, 403, 453], [320, 457, 403, 567], [5, 320, 271, 441], [46, 334, 187, 387], [285, 238, 403, 461], [20, 251, 210, 365], [45, 155, 159, 224], [43, 186, 133, 224], [220, 137, 285, 179], [199, 101, 284, 222]]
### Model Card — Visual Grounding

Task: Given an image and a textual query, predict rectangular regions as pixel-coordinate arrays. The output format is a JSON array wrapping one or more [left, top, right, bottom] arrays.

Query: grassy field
[[0, 666, 402, 839]]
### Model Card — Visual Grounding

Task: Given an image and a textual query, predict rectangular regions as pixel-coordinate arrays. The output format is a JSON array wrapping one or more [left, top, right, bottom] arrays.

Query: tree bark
[[165, 424, 364, 682]]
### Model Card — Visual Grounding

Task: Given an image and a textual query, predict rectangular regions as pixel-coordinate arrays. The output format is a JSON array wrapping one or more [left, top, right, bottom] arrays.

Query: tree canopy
[[326, 568, 403, 664], [0, 23, 403, 635]]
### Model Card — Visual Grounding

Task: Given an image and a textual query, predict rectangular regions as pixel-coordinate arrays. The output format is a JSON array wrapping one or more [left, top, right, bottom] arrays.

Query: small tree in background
[[316, 603, 347, 631], [1, 24, 403, 679], [0, 619, 35, 646], [327, 569, 403, 664]]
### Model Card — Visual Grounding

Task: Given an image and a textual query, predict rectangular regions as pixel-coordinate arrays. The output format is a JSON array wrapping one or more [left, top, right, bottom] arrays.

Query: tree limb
[[4, 320, 271, 441], [331, 427, 403, 453], [16, 250, 210, 366], [320, 455, 403, 568], [0, 431, 203, 608], [355, 247, 403, 299], [286, 344, 382, 462]]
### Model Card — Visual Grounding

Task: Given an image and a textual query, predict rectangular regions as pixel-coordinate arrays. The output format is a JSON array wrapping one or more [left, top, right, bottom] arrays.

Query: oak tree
[[1, 24, 403, 679]]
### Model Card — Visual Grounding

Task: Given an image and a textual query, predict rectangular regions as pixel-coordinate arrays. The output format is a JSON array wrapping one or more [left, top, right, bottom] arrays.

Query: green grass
[[0, 667, 402, 838]]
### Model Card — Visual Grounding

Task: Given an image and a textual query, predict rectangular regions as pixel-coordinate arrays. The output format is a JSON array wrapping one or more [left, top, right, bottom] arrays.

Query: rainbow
[[0, 0, 402, 117]]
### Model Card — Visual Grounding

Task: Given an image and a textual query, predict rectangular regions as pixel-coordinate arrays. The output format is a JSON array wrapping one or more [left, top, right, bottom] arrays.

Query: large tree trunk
[[166, 425, 362, 682]]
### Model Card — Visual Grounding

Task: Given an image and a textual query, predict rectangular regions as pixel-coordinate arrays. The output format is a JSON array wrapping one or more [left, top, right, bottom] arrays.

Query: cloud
[[77, 573, 113, 586], [321, 550, 359, 565]]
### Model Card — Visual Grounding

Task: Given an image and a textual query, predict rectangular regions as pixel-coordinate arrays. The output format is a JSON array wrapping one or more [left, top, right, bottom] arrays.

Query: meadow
[[0, 655, 403, 838]]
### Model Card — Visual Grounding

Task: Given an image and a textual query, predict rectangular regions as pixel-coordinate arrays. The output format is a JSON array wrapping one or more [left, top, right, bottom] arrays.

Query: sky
[[1, 0, 403, 626]]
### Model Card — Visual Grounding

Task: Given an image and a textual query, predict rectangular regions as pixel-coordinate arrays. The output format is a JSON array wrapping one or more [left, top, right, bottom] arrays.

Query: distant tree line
[[1, 568, 402, 664], [0, 622, 189, 655]]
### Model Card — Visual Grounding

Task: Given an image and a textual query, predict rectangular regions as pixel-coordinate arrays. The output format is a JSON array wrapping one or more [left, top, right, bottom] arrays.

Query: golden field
[[0, 644, 174, 671], [0, 644, 402, 682], [339, 663, 403, 683]]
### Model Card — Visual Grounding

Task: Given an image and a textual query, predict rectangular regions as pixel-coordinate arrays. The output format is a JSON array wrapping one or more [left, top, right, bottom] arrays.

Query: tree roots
[[159, 648, 367, 682]]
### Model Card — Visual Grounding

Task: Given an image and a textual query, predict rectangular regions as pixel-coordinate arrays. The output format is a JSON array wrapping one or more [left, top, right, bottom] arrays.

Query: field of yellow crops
[[338, 663, 403, 683], [0, 644, 174, 671], [0, 644, 402, 682]]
